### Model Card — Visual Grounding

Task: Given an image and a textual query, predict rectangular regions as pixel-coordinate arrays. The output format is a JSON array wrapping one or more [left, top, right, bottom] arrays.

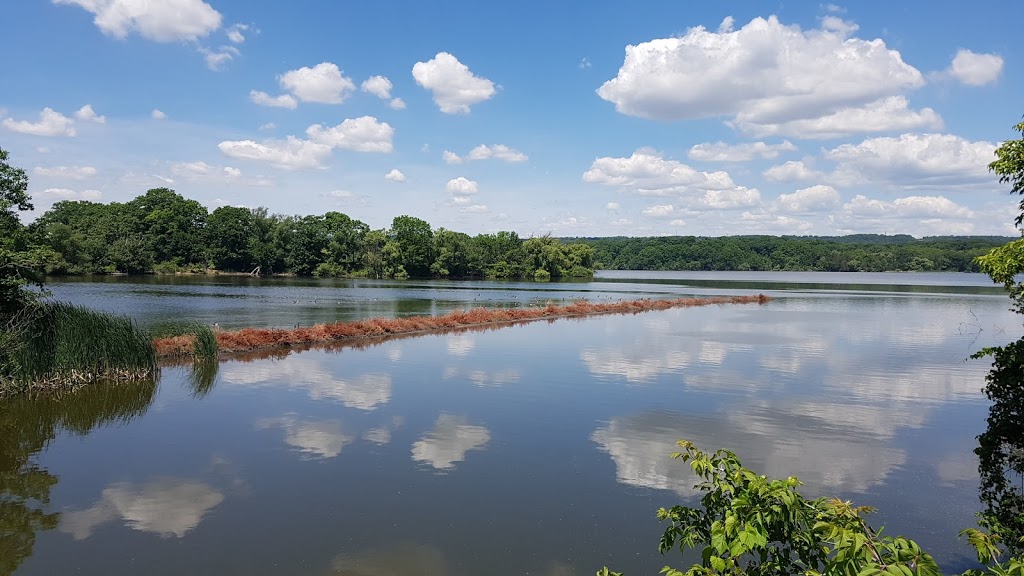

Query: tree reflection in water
[[0, 378, 157, 575], [977, 337, 1024, 557]]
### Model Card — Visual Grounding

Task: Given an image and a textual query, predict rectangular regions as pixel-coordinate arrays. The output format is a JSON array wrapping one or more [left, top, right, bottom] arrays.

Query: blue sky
[[1, 0, 1021, 237]]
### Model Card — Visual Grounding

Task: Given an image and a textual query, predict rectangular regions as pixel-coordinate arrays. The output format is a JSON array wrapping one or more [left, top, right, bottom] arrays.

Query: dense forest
[[22, 188, 596, 280], [575, 235, 1015, 273]]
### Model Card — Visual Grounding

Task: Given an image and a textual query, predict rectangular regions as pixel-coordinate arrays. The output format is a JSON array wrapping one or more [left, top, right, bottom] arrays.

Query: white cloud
[[256, 416, 352, 460], [3, 108, 76, 137], [606, 202, 620, 210], [945, 49, 1004, 86], [33, 165, 98, 180], [460, 204, 489, 214], [763, 160, 824, 182], [411, 414, 491, 470], [388, 98, 406, 110], [225, 23, 248, 44], [467, 144, 527, 162], [151, 109, 166, 120], [36, 187, 103, 201], [446, 177, 479, 197], [54, 0, 222, 42], [579, 57, 592, 70], [305, 116, 394, 153], [361, 75, 393, 99], [775, 185, 840, 213], [218, 136, 332, 170], [841, 194, 974, 219], [583, 150, 759, 209], [442, 151, 463, 164], [74, 104, 106, 124], [642, 204, 678, 219], [258, 122, 276, 131], [598, 15, 926, 138], [249, 90, 297, 109], [200, 45, 239, 71], [279, 62, 355, 104], [824, 133, 996, 189], [384, 169, 406, 183], [736, 96, 943, 139], [412, 52, 496, 114], [170, 161, 242, 182], [689, 140, 796, 162]]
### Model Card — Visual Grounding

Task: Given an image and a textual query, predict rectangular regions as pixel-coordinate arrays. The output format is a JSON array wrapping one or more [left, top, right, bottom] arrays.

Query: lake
[[3, 271, 1019, 575]]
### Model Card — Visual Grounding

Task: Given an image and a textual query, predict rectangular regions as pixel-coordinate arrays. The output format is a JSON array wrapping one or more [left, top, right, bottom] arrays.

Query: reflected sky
[[9, 274, 1021, 575], [60, 477, 224, 540]]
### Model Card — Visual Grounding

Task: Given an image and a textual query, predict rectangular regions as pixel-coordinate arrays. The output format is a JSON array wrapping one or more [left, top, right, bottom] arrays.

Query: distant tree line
[[24, 188, 596, 280], [574, 235, 1015, 273]]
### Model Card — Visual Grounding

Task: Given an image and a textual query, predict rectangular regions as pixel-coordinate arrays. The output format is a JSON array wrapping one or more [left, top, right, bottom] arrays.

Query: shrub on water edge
[[534, 268, 551, 282], [1, 301, 156, 389]]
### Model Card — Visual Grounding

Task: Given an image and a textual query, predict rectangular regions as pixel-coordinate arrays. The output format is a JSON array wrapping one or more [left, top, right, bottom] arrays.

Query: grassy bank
[[154, 294, 770, 358], [0, 301, 157, 396]]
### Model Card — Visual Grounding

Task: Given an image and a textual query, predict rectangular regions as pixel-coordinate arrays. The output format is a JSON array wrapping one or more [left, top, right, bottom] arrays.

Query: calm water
[[4, 272, 1020, 575]]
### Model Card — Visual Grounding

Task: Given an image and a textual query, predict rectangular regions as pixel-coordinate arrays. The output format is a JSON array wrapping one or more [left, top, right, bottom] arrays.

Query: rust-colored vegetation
[[153, 294, 770, 359]]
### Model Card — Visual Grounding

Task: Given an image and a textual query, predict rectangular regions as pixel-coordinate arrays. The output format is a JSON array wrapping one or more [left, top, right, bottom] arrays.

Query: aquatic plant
[[0, 301, 156, 395], [153, 294, 770, 358]]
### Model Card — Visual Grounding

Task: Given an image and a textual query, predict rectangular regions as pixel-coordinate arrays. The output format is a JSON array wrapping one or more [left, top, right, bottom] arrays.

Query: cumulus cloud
[[598, 15, 930, 138], [444, 144, 527, 164], [225, 23, 249, 44], [775, 185, 840, 213], [54, 0, 222, 42], [361, 75, 393, 99], [688, 140, 796, 162], [606, 202, 621, 210], [279, 62, 356, 104], [74, 104, 106, 124], [388, 98, 406, 110], [824, 133, 996, 189], [36, 188, 103, 201], [841, 194, 974, 219], [412, 52, 496, 114], [306, 116, 394, 153], [33, 165, 97, 180], [829, 194, 980, 236], [151, 109, 167, 120], [446, 177, 479, 199], [170, 161, 243, 182], [736, 96, 943, 139], [249, 90, 298, 109], [385, 169, 406, 183], [459, 204, 489, 214], [3, 108, 76, 137], [199, 45, 240, 70], [763, 160, 824, 182], [218, 136, 332, 170], [583, 150, 760, 209], [945, 49, 1004, 86]]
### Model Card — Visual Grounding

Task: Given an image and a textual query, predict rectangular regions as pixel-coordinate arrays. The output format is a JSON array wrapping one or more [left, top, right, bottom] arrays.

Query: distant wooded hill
[[568, 235, 1015, 272]]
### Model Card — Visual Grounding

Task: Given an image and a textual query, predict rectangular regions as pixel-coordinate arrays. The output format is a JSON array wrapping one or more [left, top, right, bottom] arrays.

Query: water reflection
[[219, 356, 392, 411], [60, 477, 224, 539], [0, 379, 157, 575], [411, 414, 490, 471], [363, 416, 403, 445], [331, 542, 449, 575], [593, 408, 907, 496], [256, 415, 352, 460]]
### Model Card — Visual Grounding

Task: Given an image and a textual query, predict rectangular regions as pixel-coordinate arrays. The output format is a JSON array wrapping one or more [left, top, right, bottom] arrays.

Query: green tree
[[128, 188, 208, 267], [205, 206, 256, 271], [389, 215, 434, 277], [0, 148, 41, 316]]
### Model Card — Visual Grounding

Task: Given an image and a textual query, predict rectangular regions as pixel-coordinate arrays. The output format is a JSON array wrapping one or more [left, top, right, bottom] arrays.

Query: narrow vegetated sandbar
[[153, 294, 770, 359]]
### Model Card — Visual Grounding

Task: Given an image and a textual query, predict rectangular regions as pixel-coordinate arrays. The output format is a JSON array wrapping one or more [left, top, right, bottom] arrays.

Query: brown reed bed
[[153, 294, 770, 360]]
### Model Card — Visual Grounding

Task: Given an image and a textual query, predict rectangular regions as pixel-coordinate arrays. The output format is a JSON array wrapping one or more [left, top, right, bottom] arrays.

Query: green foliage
[[578, 235, 1008, 273], [602, 442, 1022, 576], [989, 121, 1024, 227], [1, 301, 156, 391], [0, 147, 44, 316]]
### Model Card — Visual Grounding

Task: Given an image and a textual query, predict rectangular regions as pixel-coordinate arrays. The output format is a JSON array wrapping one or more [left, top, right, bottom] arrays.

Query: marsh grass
[[147, 320, 218, 360], [1, 301, 156, 395]]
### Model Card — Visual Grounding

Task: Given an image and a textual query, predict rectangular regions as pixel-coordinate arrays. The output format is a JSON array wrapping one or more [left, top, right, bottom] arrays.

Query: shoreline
[[153, 294, 770, 360]]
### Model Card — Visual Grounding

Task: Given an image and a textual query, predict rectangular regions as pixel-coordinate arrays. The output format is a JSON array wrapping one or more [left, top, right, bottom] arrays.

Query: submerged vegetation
[[153, 295, 770, 358]]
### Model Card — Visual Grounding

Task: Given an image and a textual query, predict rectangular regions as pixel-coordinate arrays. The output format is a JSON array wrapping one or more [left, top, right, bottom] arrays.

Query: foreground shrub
[[599, 441, 1022, 576]]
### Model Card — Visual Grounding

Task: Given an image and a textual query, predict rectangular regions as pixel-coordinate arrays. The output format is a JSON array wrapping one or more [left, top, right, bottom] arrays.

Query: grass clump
[[147, 320, 218, 360], [1, 301, 156, 394]]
